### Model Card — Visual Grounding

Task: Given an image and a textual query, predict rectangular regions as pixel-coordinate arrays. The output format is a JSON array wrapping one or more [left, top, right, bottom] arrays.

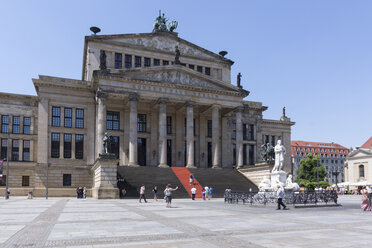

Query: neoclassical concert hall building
[[0, 22, 294, 196]]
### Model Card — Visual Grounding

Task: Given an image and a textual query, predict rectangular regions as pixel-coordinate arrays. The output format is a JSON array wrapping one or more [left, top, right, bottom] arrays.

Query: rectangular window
[[232, 123, 236, 139], [243, 124, 247, 140], [189, 64, 195, 70], [135, 56, 141, 67], [106, 111, 120, 130], [233, 144, 236, 165], [243, 144, 247, 165], [205, 67, 211, 75], [64, 108, 72, 128], [109, 136, 119, 159], [1, 115, 9, 133], [1, 139, 7, 160], [52, 107, 61, 127], [249, 145, 254, 165], [197, 66, 203, 73], [144, 57, 151, 67], [248, 124, 254, 141], [75, 109, 84, 129], [207, 120, 212, 138], [12, 116, 20, 134], [153, 59, 160, 66], [64, 134, 72, 158], [166, 116, 172, 134], [23, 117, 31, 134], [12, 140, 19, 161], [114, 53, 122, 69], [163, 60, 169, 65], [51, 133, 60, 158], [137, 114, 146, 132], [75, 134, 84, 159], [125, 54, 132, 68], [22, 176, 29, 187], [23, 140, 30, 161], [63, 174, 71, 186], [271, 136, 275, 147], [265, 135, 269, 144]]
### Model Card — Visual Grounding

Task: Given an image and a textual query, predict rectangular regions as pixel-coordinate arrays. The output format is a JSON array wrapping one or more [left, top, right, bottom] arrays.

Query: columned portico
[[186, 101, 196, 168], [236, 106, 244, 169], [212, 104, 221, 168], [96, 91, 107, 157], [158, 98, 168, 167], [128, 93, 139, 166]]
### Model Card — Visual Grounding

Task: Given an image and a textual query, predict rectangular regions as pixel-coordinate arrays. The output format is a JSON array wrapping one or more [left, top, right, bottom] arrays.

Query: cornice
[[262, 119, 295, 126]]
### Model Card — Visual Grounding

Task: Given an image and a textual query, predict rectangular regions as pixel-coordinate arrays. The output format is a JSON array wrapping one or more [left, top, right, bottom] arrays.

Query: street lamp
[[316, 154, 319, 189]]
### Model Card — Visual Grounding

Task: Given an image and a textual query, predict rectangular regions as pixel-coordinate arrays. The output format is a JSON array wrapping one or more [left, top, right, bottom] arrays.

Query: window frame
[[63, 134, 72, 159], [12, 116, 20, 134], [64, 108, 72, 128], [52, 107, 61, 127], [23, 140, 30, 161], [137, 114, 147, 133], [1, 115, 9, 133], [75, 109, 84, 129], [23, 117, 31, 134], [75, 134, 84, 159], [51, 133, 60, 158], [114, 52, 122, 69]]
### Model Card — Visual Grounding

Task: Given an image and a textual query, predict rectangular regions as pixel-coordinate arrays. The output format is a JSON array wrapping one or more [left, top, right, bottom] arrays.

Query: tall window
[[135, 56, 141, 67], [137, 114, 146, 132], [109, 136, 119, 159], [162, 60, 169, 65], [243, 124, 247, 140], [265, 135, 269, 144], [359, 165, 365, 178], [189, 64, 195, 70], [106, 111, 119, 130], [166, 116, 172, 134], [232, 123, 236, 139], [1, 139, 7, 160], [205, 67, 211, 76], [12, 140, 19, 161], [23, 117, 31, 134], [22, 176, 29, 187], [233, 144, 236, 165], [1, 115, 9, 133], [243, 144, 247, 165], [75, 134, 84, 159], [114, 53, 122, 69], [75, 109, 84, 129], [249, 145, 254, 165], [144, 57, 151, 67], [207, 120, 212, 137], [23, 140, 30, 161], [51, 133, 60, 158], [197, 66, 203, 73], [63, 174, 71, 186], [271, 136, 275, 147], [52, 107, 61, 127], [248, 124, 254, 141], [64, 134, 72, 158], [12, 116, 20, 134], [64, 108, 72, 128], [153, 59, 160, 66], [125, 54, 132, 68]]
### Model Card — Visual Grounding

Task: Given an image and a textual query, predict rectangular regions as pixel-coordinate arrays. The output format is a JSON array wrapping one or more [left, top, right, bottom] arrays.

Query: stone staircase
[[171, 167, 204, 198], [238, 162, 273, 187]]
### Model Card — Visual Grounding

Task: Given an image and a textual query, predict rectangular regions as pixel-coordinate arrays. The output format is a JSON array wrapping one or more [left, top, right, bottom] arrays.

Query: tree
[[296, 153, 328, 189]]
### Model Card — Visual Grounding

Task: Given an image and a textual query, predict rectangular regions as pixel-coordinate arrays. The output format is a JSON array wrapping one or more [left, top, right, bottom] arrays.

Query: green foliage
[[295, 153, 329, 189]]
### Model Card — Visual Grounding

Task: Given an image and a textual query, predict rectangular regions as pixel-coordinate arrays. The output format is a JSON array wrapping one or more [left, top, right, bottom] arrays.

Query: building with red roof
[[291, 140, 349, 184], [361, 137, 372, 149]]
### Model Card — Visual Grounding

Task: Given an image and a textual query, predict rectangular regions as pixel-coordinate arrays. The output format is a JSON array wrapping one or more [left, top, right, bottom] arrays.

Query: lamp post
[[5, 132, 10, 199], [316, 154, 319, 189]]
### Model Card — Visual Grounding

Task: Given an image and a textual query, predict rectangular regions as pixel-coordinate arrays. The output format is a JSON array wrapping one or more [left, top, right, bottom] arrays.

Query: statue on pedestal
[[260, 143, 275, 162], [285, 174, 300, 191], [103, 132, 111, 154], [237, 72, 242, 88], [100, 50, 107, 70], [258, 176, 271, 191], [175, 46, 181, 64], [272, 140, 286, 172]]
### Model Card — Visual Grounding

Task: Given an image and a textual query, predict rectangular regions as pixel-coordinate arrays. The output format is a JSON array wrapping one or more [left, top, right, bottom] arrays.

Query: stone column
[[96, 91, 107, 158], [186, 102, 195, 168], [37, 98, 48, 164], [158, 98, 168, 167], [236, 106, 244, 169], [128, 93, 139, 166], [212, 104, 221, 168]]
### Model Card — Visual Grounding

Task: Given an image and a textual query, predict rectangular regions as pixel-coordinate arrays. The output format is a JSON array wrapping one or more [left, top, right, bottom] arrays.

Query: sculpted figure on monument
[[260, 143, 274, 162], [153, 10, 168, 31], [272, 140, 286, 172], [99, 50, 107, 70], [285, 175, 300, 191], [175, 46, 181, 64], [237, 72, 242, 88], [258, 176, 271, 191], [103, 132, 111, 154]]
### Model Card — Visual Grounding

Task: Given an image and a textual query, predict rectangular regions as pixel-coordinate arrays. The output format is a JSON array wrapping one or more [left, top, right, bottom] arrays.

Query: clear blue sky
[[1, 1, 371, 148]]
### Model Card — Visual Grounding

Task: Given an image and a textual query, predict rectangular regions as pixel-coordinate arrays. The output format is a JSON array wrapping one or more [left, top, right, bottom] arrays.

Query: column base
[[212, 165, 222, 169], [158, 163, 169, 168], [186, 164, 196, 169], [128, 162, 139, 167], [237, 164, 244, 169]]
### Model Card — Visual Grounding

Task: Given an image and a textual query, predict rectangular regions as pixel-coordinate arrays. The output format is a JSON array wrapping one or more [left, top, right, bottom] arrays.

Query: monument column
[[128, 93, 139, 166], [158, 98, 168, 167], [236, 106, 244, 169], [96, 91, 107, 157], [212, 104, 221, 168], [186, 101, 195, 168]]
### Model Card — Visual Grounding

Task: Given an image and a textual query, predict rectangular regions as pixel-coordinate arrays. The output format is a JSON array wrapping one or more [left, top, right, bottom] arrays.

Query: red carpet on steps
[[171, 167, 204, 198]]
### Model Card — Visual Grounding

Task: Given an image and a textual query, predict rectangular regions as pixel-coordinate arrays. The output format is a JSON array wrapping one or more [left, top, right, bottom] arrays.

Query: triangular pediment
[[86, 32, 233, 63], [348, 149, 372, 158], [109, 65, 240, 92]]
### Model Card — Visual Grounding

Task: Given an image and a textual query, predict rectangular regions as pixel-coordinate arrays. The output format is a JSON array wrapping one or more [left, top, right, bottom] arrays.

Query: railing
[[224, 190, 338, 206]]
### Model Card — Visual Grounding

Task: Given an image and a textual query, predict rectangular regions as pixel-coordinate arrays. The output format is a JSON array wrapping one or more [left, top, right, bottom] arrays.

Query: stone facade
[[0, 29, 294, 196]]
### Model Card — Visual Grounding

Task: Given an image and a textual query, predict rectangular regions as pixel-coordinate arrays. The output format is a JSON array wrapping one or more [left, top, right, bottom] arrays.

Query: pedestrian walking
[[139, 184, 147, 203], [366, 184, 372, 207], [153, 186, 158, 201], [361, 186, 371, 211], [164, 184, 178, 208], [276, 185, 288, 210], [208, 187, 213, 200], [191, 185, 196, 200], [83, 187, 86, 199], [204, 186, 209, 200], [189, 174, 194, 185], [202, 188, 206, 200]]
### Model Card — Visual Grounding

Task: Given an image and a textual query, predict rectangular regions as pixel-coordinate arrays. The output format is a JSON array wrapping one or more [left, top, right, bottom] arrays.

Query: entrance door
[[207, 142, 212, 168], [167, 139, 172, 166], [137, 138, 146, 166]]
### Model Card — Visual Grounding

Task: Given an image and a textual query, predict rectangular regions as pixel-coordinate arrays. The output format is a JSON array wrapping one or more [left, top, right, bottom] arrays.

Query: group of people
[[76, 187, 86, 199], [189, 174, 213, 200], [361, 185, 372, 211], [139, 184, 179, 208]]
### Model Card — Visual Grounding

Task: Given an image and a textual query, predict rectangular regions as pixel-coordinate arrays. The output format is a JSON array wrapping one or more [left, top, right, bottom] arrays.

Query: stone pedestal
[[270, 170, 287, 189], [91, 155, 119, 199]]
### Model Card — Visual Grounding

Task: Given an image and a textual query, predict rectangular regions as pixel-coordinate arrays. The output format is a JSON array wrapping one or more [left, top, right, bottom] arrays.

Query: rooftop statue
[[175, 46, 181, 64], [153, 10, 177, 32], [99, 50, 107, 70]]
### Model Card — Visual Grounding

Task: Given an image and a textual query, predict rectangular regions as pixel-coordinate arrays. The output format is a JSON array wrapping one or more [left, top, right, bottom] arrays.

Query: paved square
[[0, 195, 371, 247]]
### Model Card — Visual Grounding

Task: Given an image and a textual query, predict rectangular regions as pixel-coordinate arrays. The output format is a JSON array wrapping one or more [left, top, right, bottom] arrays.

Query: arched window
[[359, 165, 365, 178]]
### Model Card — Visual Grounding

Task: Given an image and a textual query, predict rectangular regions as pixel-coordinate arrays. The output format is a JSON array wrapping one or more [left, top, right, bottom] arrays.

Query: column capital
[[157, 97, 168, 105], [96, 90, 107, 102], [234, 106, 244, 113], [185, 101, 195, 108], [129, 93, 139, 102], [212, 104, 221, 110]]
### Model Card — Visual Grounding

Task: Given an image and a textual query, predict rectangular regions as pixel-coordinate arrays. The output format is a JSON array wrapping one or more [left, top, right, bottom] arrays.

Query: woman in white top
[[164, 184, 178, 208]]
